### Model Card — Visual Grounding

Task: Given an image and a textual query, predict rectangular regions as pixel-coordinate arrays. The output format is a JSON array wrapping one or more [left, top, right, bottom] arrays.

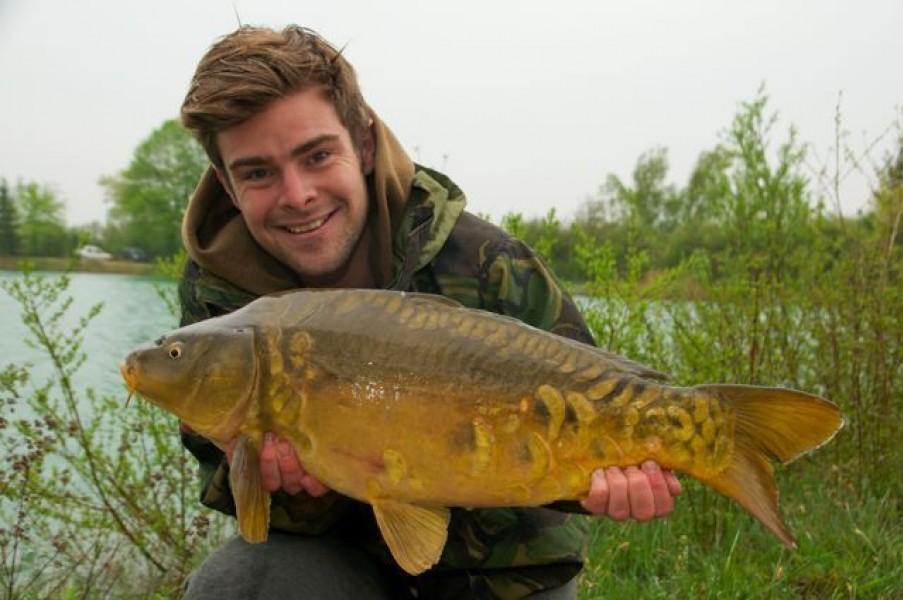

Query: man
[[177, 25, 681, 599]]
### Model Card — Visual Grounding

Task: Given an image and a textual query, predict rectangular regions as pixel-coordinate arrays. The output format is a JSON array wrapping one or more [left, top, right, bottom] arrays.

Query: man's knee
[[526, 577, 578, 600], [183, 532, 395, 600]]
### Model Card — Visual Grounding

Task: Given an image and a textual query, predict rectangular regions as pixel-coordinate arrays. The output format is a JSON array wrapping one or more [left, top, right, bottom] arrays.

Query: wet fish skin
[[121, 288, 844, 575]]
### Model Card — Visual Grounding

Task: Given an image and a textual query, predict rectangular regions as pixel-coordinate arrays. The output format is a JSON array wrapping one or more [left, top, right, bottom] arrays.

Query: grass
[[578, 461, 903, 599]]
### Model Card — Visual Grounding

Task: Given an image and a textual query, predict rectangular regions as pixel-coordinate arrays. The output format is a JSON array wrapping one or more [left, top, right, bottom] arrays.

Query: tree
[[598, 147, 679, 232], [15, 180, 69, 257], [101, 119, 208, 259], [0, 178, 19, 255], [718, 90, 813, 276], [683, 147, 733, 225]]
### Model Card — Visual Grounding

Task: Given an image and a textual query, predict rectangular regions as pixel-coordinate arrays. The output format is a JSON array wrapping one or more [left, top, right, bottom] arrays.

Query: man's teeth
[[286, 218, 326, 234]]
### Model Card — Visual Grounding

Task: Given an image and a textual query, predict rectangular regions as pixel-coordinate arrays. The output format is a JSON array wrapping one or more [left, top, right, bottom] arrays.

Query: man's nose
[[279, 166, 316, 207]]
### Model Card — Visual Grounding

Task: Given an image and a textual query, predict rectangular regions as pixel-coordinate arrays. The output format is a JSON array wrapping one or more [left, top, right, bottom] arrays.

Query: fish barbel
[[120, 289, 843, 575]]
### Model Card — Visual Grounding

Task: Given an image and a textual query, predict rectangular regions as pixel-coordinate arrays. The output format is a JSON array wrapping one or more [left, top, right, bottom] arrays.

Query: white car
[[76, 244, 113, 261]]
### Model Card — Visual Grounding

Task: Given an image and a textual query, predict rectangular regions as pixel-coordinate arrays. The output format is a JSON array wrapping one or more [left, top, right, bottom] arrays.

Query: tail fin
[[695, 385, 844, 548]]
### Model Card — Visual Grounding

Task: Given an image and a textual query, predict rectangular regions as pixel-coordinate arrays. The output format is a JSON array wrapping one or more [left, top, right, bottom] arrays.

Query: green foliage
[[101, 119, 208, 259], [0, 180, 19, 256], [491, 88, 903, 598], [531, 89, 820, 283], [12, 181, 70, 258], [152, 249, 188, 316], [599, 147, 680, 233], [0, 268, 228, 597], [566, 91, 903, 599]]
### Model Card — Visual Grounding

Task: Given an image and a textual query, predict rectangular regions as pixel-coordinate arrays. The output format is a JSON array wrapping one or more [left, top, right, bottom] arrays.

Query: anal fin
[[230, 434, 271, 543], [372, 500, 450, 575]]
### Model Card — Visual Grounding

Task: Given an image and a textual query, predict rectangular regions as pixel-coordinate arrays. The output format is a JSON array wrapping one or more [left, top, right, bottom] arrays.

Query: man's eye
[[244, 168, 271, 181], [308, 150, 331, 166]]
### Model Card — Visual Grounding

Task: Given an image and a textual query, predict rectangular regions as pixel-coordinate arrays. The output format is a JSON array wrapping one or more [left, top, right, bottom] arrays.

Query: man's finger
[[604, 466, 631, 521], [663, 469, 683, 497], [626, 465, 655, 522], [276, 438, 306, 495], [258, 432, 282, 492], [580, 469, 611, 515], [301, 474, 330, 497], [641, 461, 674, 518]]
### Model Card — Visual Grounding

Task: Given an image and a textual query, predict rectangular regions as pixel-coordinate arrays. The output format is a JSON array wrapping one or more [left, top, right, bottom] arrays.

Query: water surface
[[0, 270, 177, 398]]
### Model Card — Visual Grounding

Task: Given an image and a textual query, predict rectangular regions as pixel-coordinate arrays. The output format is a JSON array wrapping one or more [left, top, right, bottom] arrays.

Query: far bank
[[0, 255, 157, 276]]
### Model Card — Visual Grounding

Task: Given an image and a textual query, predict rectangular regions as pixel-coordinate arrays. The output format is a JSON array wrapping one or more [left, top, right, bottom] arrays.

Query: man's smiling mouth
[[285, 216, 328, 234]]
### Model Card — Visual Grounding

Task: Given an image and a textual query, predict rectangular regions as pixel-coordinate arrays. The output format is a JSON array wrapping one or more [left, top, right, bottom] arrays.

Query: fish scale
[[121, 288, 844, 576]]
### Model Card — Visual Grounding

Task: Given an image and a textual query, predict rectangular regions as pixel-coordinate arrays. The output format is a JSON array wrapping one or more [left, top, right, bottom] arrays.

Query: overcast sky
[[1, 0, 900, 226]]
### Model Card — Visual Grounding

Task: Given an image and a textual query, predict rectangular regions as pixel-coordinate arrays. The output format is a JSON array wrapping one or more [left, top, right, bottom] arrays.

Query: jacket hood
[[181, 109, 415, 296]]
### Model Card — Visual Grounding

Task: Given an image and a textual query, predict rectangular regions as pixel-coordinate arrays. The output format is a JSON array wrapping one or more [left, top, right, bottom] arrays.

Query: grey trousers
[[183, 533, 578, 599]]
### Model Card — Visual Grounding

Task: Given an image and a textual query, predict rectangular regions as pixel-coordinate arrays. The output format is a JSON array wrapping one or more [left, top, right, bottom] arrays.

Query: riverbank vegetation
[[1, 91, 901, 597]]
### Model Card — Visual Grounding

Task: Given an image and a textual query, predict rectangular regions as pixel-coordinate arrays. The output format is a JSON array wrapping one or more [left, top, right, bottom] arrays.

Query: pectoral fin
[[372, 500, 450, 575], [230, 434, 271, 543]]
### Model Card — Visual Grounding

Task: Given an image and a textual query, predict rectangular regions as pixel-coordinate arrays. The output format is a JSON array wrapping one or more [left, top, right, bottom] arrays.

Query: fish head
[[121, 321, 258, 444]]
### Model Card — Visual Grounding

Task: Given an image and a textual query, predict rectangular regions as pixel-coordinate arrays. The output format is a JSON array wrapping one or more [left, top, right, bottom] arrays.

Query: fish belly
[[279, 374, 731, 508]]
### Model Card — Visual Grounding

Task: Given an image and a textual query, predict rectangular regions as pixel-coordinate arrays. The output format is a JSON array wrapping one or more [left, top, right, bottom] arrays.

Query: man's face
[[215, 88, 375, 288]]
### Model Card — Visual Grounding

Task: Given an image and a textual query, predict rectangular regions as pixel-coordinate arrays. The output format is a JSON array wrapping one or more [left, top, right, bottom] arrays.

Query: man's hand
[[580, 461, 682, 521], [225, 432, 329, 497]]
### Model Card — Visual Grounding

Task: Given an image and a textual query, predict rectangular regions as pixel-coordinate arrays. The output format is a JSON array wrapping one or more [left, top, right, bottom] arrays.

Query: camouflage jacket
[[179, 166, 595, 599]]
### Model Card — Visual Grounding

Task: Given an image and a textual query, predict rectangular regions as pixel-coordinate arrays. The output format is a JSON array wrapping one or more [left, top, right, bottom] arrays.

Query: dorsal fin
[[586, 345, 670, 381], [400, 292, 464, 308]]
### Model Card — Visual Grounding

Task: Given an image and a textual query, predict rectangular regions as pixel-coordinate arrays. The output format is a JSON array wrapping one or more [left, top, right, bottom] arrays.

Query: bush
[[0, 268, 228, 597]]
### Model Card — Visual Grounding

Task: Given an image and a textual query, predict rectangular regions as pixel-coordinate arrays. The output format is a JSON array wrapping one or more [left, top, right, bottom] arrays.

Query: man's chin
[[279, 256, 348, 288]]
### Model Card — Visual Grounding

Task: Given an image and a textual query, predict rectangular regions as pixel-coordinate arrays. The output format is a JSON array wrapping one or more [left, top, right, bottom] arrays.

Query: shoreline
[[0, 256, 157, 276]]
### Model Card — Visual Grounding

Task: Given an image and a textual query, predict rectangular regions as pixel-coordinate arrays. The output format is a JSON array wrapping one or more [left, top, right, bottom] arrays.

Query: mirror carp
[[121, 289, 843, 575]]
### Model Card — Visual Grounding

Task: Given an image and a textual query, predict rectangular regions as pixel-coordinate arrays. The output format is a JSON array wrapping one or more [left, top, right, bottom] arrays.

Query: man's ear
[[360, 122, 376, 175], [213, 165, 240, 209]]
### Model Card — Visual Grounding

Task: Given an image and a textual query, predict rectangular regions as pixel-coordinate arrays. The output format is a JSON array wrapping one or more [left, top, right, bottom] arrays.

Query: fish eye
[[167, 343, 183, 359]]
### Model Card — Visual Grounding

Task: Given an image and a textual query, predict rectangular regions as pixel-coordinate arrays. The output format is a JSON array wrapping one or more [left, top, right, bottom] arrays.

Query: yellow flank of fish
[[470, 418, 495, 475], [585, 378, 618, 401], [536, 384, 566, 440], [383, 449, 407, 486], [525, 432, 552, 481], [121, 288, 845, 577], [574, 363, 604, 383]]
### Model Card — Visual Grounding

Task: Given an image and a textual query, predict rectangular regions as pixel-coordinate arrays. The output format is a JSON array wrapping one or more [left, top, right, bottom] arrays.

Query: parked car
[[120, 247, 148, 261], [76, 244, 113, 261]]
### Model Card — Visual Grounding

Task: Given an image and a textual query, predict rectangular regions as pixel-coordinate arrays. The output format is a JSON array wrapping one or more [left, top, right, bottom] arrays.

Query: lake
[[0, 270, 178, 399]]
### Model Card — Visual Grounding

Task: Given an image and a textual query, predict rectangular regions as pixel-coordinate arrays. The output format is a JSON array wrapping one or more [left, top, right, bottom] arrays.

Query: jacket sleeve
[[478, 236, 595, 346], [425, 212, 595, 346], [178, 260, 355, 533]]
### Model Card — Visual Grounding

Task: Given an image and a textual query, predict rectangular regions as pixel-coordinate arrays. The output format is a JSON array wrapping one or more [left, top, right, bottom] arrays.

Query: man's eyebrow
[[227, 134, 341, 171], [290, 134, 340, 158]]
